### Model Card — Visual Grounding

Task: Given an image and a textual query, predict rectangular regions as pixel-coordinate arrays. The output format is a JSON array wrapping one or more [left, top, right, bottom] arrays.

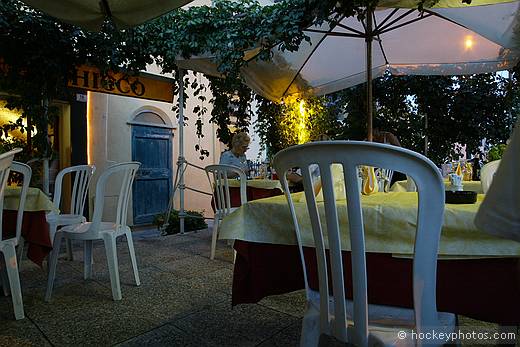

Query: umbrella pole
[[424, 113, 429, 156], [366, 8, 374, 142], [178, 69, 186, 234]]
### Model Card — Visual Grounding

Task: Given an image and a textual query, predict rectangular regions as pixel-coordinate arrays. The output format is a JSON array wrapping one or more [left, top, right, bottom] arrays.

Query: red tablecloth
[[232, 240, 520, 325], [212, 186, 283, 212], [3, 210, 51, 267]]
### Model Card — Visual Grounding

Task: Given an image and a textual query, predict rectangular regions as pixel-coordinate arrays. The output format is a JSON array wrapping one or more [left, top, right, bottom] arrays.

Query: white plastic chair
[[273, 141, 455, 347], [480, 160, 500, 194], [204, 164, 247, 260], [45, 162, 140, 301], [0, 149, 25, 320], [9, 162, 33, 264], [46, 165, 96, 261]]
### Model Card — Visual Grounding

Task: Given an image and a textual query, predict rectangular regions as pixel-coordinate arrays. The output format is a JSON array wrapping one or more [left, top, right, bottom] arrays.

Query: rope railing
[[161, 160, 213, 234]]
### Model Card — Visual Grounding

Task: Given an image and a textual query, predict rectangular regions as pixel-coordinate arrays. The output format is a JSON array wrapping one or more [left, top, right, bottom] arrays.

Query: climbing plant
[[0, 0, 149, 158], [130, 0, 317, 155], [255, 94, 342, 158]]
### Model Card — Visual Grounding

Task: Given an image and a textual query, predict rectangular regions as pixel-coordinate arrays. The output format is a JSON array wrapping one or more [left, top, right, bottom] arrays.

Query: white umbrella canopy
[[241, 0, 520, 103], [21, 0, 194, 31], [236, 0, 520, 140]]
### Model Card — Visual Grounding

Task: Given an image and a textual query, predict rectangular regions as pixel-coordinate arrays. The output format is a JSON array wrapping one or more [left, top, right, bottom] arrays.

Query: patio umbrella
[[239, 0, 520, 140], [21, 0, 193, 31]]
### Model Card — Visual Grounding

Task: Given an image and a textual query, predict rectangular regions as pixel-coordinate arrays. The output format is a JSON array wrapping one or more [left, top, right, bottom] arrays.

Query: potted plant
[[153, 209, 208, 235]]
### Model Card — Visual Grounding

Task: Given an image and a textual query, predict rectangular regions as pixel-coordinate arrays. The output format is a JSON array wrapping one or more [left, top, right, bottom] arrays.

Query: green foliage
[[255, 95, 342, 157], [0, 0, 150, 158], [329, 72, 518, 165], [329, 84, 368, 141], [0, 0, 319, 156], [207, 76, 253, 147], [0, 137, 33, 162], [487, 144, 507, 162], [153, 209, 208, 235], [133, 0, 314, 76], [0, 137, 44, 185], [131, 0, 319, 151]]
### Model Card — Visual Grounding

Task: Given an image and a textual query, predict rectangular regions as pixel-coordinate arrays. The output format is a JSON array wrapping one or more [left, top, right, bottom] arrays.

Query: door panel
[[132, 125, 173, 225]]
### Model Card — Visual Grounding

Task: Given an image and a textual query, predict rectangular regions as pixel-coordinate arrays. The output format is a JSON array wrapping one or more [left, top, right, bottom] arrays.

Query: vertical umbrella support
[[424, 113, 429, 156], [42, 95, 50, 195], [178, 69, 186, 234], [366, 8, 374, 142]]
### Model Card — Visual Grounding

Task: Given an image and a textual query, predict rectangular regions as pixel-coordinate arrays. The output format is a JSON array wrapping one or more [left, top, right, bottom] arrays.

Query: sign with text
[[67, 65, 174, 103]]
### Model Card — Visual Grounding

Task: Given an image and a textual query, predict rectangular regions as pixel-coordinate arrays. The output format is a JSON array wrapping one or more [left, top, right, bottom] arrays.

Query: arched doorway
[[130, 110, 173, 225]]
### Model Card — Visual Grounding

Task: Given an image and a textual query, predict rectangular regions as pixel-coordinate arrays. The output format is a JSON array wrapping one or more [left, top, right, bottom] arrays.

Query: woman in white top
[[288, 133, 329, 194], [219, 132, 250, 176]]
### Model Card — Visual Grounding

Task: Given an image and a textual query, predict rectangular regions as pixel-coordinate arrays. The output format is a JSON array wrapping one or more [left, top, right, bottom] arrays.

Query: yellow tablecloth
[[4, 187, 56, 212], [390, 179, 484, 194], [219, 191, 520, 257], [226, 179, 282, 190]]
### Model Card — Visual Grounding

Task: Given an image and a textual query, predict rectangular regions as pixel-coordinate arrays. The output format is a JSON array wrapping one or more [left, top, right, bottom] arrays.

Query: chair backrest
[[273, 141, 445, 346], [91, 162, 140, 230], [53, 165, 96, 215], [9, 162, 32, 245], [480, 160, 500, 194], [0, 148, 23, 242], [204, 164, 247, 217]]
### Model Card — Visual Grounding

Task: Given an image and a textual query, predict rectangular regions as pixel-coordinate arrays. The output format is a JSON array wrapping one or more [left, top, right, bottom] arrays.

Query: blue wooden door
[[132, 125, 173, 225]]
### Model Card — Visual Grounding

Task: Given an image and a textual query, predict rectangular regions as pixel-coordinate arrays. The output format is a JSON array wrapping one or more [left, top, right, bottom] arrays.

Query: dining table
[[219, 190, 520, 325], [390, 179, 484, 194], [212, 178, 283, 209], [3, 186, 56, 267]]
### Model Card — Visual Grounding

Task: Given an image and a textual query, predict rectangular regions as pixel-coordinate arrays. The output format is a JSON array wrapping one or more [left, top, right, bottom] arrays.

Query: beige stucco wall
[[87, 72, 219, 225]]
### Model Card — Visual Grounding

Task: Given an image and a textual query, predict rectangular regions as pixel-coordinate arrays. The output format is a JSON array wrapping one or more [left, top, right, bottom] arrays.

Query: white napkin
[[475, 120, 520, 242]]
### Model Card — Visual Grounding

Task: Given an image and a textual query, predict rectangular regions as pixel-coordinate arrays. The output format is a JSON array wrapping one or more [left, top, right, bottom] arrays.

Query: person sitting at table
[[219, 131, 250, 178], [288, 133, 330, 193], [372, 126, 401, 147], [371, 123, 406, 185]]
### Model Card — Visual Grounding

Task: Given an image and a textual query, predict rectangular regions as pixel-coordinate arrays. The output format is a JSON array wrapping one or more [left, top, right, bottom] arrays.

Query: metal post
[[178, 69, 186, 234], [43, 159, 49, 195], [42, 96, 50, 195], [424, 113, 429, 156], [366, 8, 374, 142]]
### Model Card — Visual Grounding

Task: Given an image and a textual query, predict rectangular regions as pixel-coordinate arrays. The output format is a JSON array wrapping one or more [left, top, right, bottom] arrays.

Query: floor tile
[[257, 322, 301, 347], [116, 323, 209, 347], [173, 301, 298, 347], [1, 232, 508, 347], [258, 290, 307, 318]]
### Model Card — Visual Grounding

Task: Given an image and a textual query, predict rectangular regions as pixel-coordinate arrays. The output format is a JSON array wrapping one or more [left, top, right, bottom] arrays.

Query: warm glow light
[[464, 36, 474, 50], [279, 95, 310, 145], [0, 100, 33, 139], [86, 91, 92, 164], [297, 100, 308, 144]]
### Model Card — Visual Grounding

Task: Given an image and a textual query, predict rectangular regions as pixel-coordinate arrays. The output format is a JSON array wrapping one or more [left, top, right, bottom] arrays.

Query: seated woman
[[288, 134, 330, 194], [372, 125, 406, 185], [219, 132, 250, 177], [373, 127, 401, 147]]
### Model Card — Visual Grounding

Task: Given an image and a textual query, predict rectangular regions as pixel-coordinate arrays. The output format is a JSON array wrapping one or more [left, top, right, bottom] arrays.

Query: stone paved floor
[[0, 227, 516, 346]]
